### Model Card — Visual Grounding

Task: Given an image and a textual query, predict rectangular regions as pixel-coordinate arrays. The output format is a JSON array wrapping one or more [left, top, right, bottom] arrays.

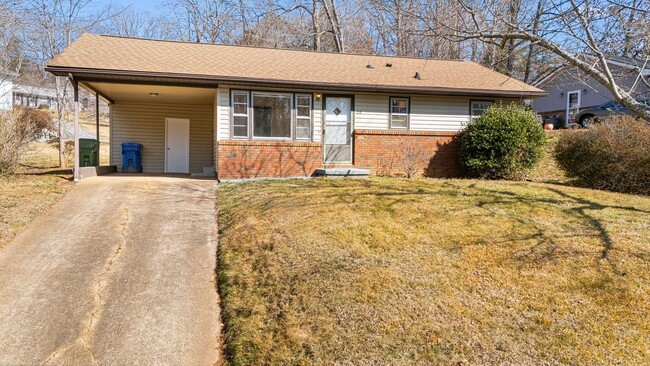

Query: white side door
[[165, 118, 190, 173], [566, 90, 581, 124]]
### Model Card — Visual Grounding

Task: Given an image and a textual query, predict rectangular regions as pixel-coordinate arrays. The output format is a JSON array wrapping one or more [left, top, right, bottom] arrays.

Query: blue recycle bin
[[121, 142, 142, 173]]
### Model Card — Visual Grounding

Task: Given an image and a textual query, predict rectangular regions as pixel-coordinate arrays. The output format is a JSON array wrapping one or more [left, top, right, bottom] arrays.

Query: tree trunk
[[322, 0, 343, 52], [312, 0, 321, 51], [505, 0, 521, 76], [54, 76, 66, 169], [523, 0, 543, 83]]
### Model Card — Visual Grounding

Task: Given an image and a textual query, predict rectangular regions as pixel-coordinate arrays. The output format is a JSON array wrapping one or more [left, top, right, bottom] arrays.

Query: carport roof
[[46, 33, 546, 97]]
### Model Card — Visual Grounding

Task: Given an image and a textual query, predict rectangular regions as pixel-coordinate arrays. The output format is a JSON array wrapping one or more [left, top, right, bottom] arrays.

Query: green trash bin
[[79, 138, 98, 167]]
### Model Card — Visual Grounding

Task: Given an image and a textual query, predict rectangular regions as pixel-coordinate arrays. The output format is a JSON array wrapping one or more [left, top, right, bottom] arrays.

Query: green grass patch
[[217, 177, 650, 365]]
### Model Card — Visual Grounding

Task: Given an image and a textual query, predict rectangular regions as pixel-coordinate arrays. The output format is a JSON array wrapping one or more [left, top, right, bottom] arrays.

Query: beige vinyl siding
[[111, 102, 213, 173], [354, 94, 390, 130], [410, 96, 471, 132], [217, 87, 230, 140]]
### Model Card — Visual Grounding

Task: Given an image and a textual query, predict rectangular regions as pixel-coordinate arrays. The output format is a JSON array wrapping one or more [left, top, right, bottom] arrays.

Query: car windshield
[[600, 101, 624, 110], [600, 99, 650, 111]]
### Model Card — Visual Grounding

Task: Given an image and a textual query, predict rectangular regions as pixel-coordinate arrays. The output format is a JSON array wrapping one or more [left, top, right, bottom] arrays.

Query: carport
[[46, 68, 219, 181]]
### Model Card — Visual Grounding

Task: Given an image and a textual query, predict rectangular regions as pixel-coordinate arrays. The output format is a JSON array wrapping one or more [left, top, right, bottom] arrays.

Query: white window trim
[[566, 90, 581, 124], [295, 93, 312, 140], [231, 90, 250, 139], [389, 96, 409, 130]]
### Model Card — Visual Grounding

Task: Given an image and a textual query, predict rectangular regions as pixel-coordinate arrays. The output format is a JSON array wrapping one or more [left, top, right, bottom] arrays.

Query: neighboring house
[[532, 56, 649, 124], [12, 84, 58, 110], [46, 34, 545, 179]]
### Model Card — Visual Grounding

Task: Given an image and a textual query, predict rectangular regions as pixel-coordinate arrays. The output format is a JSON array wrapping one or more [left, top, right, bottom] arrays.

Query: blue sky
[[109, 0, 165, 14]]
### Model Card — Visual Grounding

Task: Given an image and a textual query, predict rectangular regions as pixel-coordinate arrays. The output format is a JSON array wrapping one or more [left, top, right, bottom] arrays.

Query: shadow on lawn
[[313, 179, 649, 276], [461, 182, 649, 276], [17, 168, 74, 181]]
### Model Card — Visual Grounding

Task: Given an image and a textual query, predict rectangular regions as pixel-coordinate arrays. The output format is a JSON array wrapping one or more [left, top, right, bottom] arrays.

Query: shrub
[[554, 117, 650, 195], [0, 107, 50, 174], [459, 103, 546, 180]]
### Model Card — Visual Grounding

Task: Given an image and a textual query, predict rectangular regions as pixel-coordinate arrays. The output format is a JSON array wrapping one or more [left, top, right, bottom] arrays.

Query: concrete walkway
[[0, 176, 221, 365]]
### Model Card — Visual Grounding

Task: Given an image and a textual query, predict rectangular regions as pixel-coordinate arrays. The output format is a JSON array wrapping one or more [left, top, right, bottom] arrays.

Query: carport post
[[70, 75, 80, 182], [96, 93, 100, 165]]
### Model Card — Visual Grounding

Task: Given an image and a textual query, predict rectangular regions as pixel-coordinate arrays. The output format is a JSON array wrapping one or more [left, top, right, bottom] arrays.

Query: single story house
[[12, 84, 58, 110], [46, 34, 545, 181], [532, 56, 649, 125]]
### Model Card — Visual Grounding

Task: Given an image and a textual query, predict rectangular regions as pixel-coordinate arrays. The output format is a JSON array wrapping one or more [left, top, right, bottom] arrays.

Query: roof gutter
[[45, 65, 548, 98]]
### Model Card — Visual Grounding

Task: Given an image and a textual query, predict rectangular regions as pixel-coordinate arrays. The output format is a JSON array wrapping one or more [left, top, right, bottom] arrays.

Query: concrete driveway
[[0, 176, 221, 365]]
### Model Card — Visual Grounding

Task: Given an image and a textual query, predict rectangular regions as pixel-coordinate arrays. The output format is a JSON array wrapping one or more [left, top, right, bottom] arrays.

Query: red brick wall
[[353, 130, 461, 177], [217, 140, 323, 179]]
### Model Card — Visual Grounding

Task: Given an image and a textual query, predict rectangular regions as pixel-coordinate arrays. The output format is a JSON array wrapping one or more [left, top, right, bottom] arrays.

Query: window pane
[[233, 103, 247, 115], [392, 98, 408, 114], [296, 128, 310, 139], [471, 101, 493, 116], [233, 115, 248, 127], [233, 125, 248, 138], [391, 114, 408, 128], [253, 93, 291, 138], [297, 95, 311, 107], [233, 116, 248, 137], [296, 118, 310, 139], [233, 93, 248, 104], [297, 106, 310, 117]]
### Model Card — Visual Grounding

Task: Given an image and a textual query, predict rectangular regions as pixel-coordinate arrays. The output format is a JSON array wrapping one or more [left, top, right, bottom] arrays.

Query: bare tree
[[104, 7, 176, 39], [429, 0, 650, 121], [0, 3, 23, 82], [364, 0, 423, 57], [170, 0, 241, 43], [321, 0, 344, 52], [21, 0, 113, 168]]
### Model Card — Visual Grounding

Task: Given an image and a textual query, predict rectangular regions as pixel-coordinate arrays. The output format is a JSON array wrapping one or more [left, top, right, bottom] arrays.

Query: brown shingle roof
[[47, 33, 545, 97]]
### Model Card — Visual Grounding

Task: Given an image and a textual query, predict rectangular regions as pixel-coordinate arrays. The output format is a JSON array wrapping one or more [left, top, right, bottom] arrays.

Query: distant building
[[12, 84, 58, 109], [532, 56, 649, 124]]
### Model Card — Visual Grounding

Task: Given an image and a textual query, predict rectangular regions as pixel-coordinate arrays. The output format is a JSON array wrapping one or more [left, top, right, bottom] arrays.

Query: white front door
[[323, 96, 353, 164], [165, 118, 190, 173]]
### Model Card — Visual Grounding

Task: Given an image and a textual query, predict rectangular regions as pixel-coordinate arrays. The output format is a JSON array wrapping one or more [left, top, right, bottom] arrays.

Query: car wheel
[[580, 115, 595, 128]]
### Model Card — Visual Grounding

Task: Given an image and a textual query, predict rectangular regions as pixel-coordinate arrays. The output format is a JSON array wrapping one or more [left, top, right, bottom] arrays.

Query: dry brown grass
[[527, 131, 567, 183], [0, 142, 73, 249], [217, 177, 650, 365]]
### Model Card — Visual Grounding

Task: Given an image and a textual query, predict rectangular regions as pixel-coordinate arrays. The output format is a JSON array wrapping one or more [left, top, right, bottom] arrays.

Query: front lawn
[[217, 178, 650, 365], [0, 142, 73, 249]]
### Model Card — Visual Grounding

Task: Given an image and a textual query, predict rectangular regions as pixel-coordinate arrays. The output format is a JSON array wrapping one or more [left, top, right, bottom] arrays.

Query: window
[[390, 97, 409, 129], [252, 92, 292, 139], [470, 100, 493, 119], [295, 94, 312, 139], [231, 91, 249, 138]]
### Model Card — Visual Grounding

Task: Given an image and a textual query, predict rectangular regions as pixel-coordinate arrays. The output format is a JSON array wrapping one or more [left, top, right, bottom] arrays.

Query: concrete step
[[314, 168, 370, 178]]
